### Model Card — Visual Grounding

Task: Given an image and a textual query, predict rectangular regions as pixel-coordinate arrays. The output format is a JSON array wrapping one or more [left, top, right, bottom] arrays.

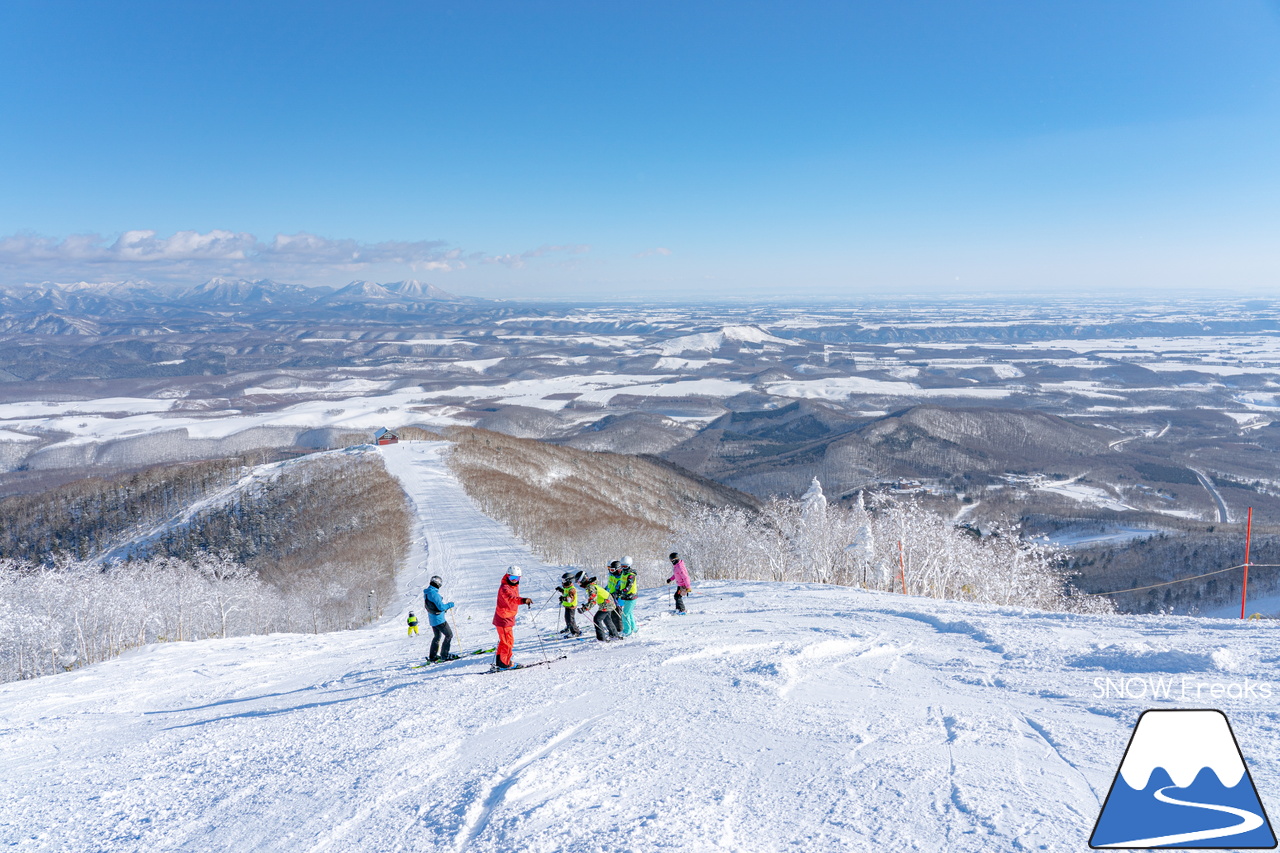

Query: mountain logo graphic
[[1090, 709, 1276, 849]]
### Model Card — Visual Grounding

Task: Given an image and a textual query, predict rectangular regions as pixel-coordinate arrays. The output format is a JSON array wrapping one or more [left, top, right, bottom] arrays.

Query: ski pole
[[528, 598, 553, 665], [532, 591, 559, 631], [447, 610, 463, 651]]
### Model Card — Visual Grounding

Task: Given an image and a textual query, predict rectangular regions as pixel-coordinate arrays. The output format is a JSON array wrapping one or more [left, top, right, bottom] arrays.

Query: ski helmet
[[608, 560, 620, 569], [429, 575, 443, 587], [507, 565, 522, 582], [621, 556, 633, 567], [669, 552, 679, 562]]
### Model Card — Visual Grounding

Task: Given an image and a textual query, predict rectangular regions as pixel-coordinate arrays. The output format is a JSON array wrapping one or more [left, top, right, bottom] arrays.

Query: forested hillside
[[143, 451, 410, 612], [0, 449, 412, 681], [445, 426, 757, 584], [1068, 530, 1280, 613], [443, 429, 1107, 612], [0, 456, 255, 563]]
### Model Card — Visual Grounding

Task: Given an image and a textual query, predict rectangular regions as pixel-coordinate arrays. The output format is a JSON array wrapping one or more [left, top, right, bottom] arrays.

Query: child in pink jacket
[[667, 552, 692, 615]]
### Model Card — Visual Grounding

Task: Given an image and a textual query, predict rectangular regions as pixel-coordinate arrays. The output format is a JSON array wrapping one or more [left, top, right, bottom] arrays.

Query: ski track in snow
[[4, 441, 1280, 851]]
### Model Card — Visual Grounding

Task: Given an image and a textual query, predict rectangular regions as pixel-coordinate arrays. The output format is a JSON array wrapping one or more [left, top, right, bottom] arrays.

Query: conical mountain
[[383, 279, 457, 301], [329, 280, 397, 300]]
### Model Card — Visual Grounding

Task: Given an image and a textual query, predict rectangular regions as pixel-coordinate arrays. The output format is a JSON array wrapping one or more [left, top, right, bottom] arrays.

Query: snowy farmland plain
[[3, 288, 1280, 528], [4, 443, 1280, 852]]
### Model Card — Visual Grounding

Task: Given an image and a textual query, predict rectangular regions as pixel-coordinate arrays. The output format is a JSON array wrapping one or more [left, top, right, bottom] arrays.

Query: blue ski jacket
[[424, 585, 454, 627]]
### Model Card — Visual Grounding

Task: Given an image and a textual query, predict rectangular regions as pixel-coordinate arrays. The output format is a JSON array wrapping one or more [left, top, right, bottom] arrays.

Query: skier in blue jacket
[[423, 575, 459, 662]]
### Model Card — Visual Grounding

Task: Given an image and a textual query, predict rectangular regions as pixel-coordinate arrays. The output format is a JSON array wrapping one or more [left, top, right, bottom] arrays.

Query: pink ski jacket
[[668, 559, 691, 588]]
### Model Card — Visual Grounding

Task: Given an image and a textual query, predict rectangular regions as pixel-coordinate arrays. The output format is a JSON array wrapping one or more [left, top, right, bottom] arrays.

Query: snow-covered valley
[[3, 443, 1280, 852]]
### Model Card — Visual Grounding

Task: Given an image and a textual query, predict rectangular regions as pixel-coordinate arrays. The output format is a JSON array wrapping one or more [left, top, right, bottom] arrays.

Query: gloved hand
[[666, 578, 672, 584], [522, 598, 533, 606]]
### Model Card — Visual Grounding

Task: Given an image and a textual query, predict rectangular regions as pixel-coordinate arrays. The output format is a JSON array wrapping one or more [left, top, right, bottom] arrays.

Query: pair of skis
[[410, 646, 496, 669], [412, 646, 568, 674], [478, 655, 567, 675]]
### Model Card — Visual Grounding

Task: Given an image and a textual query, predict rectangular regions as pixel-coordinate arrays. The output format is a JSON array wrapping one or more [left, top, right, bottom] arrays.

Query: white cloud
[[482, 244, 591, 269], [263, 233, 458, 268], [0, 229, 467, 285], [0, 230, 257, 263], [0, 230, 604, 288], [112, 229, 257, 261], [635, 247, 672, 258]]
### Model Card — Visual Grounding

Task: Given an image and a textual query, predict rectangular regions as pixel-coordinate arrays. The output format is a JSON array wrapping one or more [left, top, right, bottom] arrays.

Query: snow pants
[[496, 626, 515, 667], [562, 606, 581, 636], [619, 598, 636, 635], [609, 609, 623, 637], [429, 622, 453, 660], [593, 610, 621, 642], [674, 586, 689, 613], [408, 624, 419, 636]]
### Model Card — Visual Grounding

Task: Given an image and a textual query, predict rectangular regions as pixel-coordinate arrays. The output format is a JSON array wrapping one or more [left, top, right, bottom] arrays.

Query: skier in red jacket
[[492, 565, 533, 670]]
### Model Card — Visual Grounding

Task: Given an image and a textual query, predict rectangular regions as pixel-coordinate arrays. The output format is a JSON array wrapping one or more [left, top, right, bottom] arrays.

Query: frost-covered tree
[[0, 551, 324, 682], [671, 480, 1111, 615]]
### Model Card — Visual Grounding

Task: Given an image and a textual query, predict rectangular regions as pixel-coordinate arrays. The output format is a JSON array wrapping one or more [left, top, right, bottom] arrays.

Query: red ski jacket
[[492, 577, 529, 627]]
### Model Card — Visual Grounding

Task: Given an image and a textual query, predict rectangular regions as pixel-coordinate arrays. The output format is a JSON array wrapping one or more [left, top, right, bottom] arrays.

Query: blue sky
[[1, 1, 1278, 298]]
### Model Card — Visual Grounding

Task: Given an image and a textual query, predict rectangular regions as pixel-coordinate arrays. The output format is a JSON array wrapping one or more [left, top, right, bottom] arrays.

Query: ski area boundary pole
[[898, 540, 907, 595], [1241, 506, 1254, 620]]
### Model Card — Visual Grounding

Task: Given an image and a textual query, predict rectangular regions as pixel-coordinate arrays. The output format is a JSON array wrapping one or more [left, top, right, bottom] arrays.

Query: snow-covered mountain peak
[[383, 279, 457, 300], [722, 324, 791, 344], [53, 279, 155, 296], [331, 280, 396, 299], [652, 324, 794, 355], [176, 277, 318, 307]]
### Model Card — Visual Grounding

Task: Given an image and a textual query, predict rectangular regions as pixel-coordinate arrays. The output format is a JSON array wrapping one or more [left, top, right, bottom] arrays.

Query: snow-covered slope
[[3, 442, 1280, 852], [651, 325, 793, 355]]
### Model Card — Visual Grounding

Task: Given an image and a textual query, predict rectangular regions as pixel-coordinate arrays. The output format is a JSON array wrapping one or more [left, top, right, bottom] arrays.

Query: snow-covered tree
[[670, 489, 1111, 615]]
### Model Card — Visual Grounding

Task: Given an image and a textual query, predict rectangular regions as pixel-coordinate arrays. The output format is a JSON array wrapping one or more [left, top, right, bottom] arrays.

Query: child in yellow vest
[[578, 576, 622, 642], [407, 611, 419, 636], [558, 571, 583, 637]]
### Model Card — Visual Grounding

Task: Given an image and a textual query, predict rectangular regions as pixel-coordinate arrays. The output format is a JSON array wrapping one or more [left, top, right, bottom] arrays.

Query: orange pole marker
[[1241, 507, 1254, 620]]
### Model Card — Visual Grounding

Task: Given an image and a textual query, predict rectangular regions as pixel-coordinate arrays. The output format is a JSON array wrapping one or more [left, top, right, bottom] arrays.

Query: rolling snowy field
[[4, 291, 1280, 542], [3, 443, 1280, 851]]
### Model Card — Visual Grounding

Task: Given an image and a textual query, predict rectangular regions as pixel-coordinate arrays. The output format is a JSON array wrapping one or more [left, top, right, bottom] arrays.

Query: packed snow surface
[[4, 442, 1280, 852]]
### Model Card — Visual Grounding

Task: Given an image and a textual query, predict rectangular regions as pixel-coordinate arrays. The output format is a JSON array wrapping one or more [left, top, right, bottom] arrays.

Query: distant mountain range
[[0, 277, 474, 334]]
